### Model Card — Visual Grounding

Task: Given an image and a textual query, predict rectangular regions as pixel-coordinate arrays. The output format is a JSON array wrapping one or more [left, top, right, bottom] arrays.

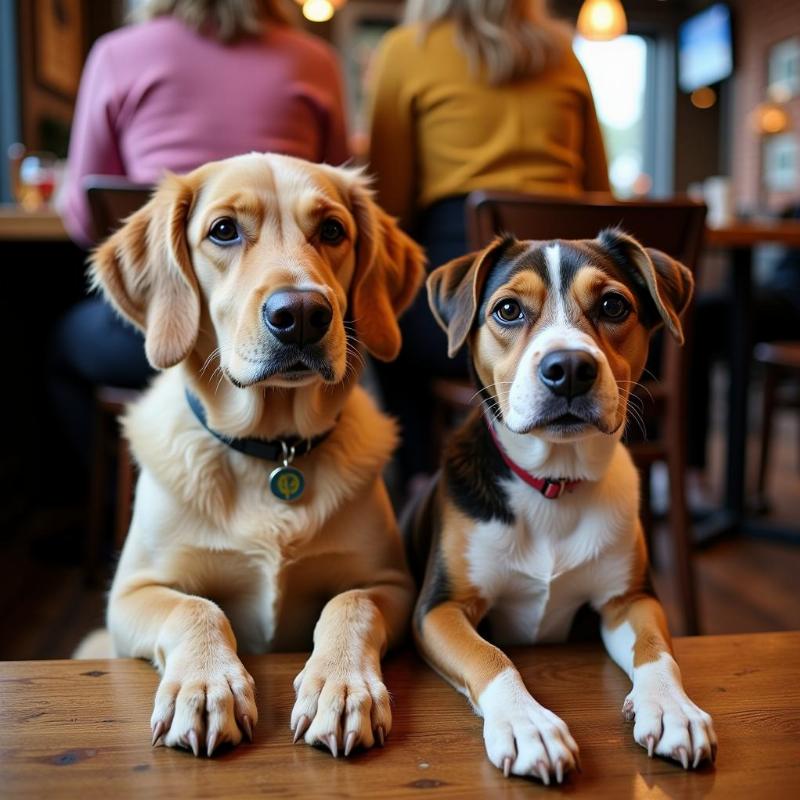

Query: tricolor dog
[[407, 231, 717, 783]]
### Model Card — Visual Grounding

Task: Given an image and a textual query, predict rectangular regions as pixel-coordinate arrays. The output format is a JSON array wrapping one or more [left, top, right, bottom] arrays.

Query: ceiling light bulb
[[577, 0, 628, 42], [302, 0, 334, 23]]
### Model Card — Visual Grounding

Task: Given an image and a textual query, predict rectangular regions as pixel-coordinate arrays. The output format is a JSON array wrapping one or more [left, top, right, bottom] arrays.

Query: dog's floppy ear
[[427, 236, 513, 358], [347, 178, 426, 361], [598, 228, 694, 344], [89, 174, 200, 369]]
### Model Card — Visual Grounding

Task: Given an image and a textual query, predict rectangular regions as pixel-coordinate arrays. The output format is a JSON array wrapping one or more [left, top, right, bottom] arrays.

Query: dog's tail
[[73, 628, 114, 659]]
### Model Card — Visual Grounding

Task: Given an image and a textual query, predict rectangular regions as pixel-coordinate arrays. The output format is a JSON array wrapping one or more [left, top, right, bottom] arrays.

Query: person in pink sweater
[[52, 0, 350, 482], [61, 1, 349, 245]]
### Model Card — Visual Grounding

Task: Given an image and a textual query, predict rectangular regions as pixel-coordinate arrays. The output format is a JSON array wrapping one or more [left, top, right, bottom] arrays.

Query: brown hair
[[404, 0, 570, 85]]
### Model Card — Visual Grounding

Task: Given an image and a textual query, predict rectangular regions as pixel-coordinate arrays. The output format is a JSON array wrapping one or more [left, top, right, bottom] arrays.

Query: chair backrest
[[466, 191, 707, 271], [84, 175, 153, 240]]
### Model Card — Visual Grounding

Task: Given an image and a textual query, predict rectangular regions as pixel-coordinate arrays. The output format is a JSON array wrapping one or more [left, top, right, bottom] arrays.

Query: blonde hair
[[133, 0, 294, 41], [404, 0, 569, 85]]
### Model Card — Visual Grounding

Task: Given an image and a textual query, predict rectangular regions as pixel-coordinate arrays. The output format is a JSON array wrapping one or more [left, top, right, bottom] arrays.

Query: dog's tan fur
[[85, 153, 425, 757]]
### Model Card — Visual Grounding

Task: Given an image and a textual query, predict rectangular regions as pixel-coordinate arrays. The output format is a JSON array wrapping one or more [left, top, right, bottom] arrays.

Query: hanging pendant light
[[296, 0, 346, 24], [577, 0, 628, 42]]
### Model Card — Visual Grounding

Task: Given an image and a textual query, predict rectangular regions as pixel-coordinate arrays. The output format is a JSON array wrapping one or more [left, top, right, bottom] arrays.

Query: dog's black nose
[[539, 349, 598, 399], [263, 290, 332, 346]]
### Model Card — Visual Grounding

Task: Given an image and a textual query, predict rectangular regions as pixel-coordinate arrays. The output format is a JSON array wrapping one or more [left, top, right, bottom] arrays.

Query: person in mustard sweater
[[367, 0, 611, 490]]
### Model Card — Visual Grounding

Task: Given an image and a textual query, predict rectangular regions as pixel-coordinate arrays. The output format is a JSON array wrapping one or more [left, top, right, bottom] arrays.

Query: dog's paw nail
[[151, 720, 166, 747], [677, 746, 689, 770], [206, 729, 219, 757], [555, 760, 564, 784], [325, 733, 339, 758], [188, 730, 200, 758], [647, 735, 655, 758], [344, 731, 357, 757], [241, 714, 253, 743], [502, 756, 512, 778], [693, 748, 704, 769], [536, 761, 550, 786], [293, 715, 309, 744], [375, 725, 385, 747]]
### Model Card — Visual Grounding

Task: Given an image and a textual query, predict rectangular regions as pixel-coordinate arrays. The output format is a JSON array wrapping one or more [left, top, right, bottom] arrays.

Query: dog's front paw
[[151, 650, 257, 757], [624, 683, 717, 768], [290, 654, 390, 757], [480, 671, 579, 784]]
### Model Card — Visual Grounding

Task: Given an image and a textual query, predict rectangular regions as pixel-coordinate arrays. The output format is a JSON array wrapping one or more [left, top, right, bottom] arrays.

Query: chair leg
[[756, 365, 778, 511], [114, 435, 135, 554], [666, 449, 699, 635], [638, 463, 655, 568], [85, 406, 108, 586]]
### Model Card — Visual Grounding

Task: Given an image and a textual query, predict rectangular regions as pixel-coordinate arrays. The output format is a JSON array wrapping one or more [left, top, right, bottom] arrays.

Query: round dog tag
[[269, 465, 305, 501]]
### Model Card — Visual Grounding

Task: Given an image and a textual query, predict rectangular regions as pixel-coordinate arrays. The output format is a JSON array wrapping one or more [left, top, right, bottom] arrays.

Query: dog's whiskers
[[476, 386, 509, 419], [469, 381, 513, 406], [199, 348, 222, 378], [615, 379, 654, 404], [623, 401, 648, 441]]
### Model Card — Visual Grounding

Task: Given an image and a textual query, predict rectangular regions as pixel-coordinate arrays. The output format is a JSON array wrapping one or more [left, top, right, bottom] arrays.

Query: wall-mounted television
[[678, 3, 734, 93]]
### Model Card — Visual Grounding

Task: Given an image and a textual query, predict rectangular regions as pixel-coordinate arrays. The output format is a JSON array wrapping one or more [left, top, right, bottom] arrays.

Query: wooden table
[[705, 220, 800, 249], [703, 220, 800, 542], [0, 205, 68, 241], [2, 633, 798, 798]]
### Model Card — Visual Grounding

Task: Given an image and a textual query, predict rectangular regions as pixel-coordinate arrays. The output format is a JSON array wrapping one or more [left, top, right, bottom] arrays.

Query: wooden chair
[[86, 176, 153, 242], [754, 341, 800, 511], [84, 178, 151, 583], [442, 190, 706, 634]]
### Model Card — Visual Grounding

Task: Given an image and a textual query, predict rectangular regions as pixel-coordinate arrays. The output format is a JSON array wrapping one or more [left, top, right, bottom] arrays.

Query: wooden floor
[[1, 405, 799, 661]]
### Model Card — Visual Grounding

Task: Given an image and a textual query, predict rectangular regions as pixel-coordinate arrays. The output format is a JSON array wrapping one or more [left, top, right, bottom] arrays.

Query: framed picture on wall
[[764, 133, 798, 192], [768, 36, 800, 100], [333, 1, 403, 157], [34, 0, 85, 100]]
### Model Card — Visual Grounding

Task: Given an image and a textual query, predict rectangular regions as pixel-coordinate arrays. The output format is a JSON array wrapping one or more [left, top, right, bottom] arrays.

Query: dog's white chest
[[466, 479, 635, 646]]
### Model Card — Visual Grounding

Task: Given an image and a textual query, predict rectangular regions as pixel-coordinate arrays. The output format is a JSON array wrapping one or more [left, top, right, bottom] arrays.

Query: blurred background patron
[[51, 0, 350, 479], [367, 0, 610, 488]]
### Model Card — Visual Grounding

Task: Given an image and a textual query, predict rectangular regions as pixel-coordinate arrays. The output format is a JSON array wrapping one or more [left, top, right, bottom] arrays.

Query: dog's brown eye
[[319, 219, 345, 245], [600, 293, 631, 321], [209, 217, 240, 245], [493, 299, 523, 323]]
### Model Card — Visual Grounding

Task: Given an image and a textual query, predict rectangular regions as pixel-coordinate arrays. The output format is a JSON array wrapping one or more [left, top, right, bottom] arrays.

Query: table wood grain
[[0, 205, 68, 241], [1, 633, 799, 799]]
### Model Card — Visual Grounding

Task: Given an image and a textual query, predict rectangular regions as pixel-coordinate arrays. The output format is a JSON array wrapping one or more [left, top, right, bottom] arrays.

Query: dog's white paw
[[290, 654, 391, 757], [480, 669, 579, 784], [150, 650, 257, 757], [623, 682, 717, 768]]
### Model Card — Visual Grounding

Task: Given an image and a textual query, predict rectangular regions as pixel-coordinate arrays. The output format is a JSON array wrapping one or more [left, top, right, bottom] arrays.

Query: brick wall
[[730, 0, 800, 213]]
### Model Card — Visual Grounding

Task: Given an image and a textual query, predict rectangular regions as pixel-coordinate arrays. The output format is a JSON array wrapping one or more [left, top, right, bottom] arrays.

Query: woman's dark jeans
[[375, 196, 471, 484], [48, 296, 153, 471]]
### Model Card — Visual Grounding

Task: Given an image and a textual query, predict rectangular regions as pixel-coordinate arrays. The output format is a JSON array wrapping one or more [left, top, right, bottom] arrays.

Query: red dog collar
[[484, 416, 581, 500]]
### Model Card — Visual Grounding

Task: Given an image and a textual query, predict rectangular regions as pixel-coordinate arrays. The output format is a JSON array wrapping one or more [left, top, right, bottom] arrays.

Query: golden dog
[[86, 153, 424, 758]]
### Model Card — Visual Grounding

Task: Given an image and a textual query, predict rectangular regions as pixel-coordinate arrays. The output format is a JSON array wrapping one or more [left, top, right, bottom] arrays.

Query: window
[[574, 35, 652, 198]]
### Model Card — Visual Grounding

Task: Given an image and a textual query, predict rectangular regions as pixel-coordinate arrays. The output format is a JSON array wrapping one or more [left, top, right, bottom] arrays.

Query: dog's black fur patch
[[592, 232, 662, 328], [413, 554, 452, 631], [444, 410, 514, 526], [475, 241, 551, 326]]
